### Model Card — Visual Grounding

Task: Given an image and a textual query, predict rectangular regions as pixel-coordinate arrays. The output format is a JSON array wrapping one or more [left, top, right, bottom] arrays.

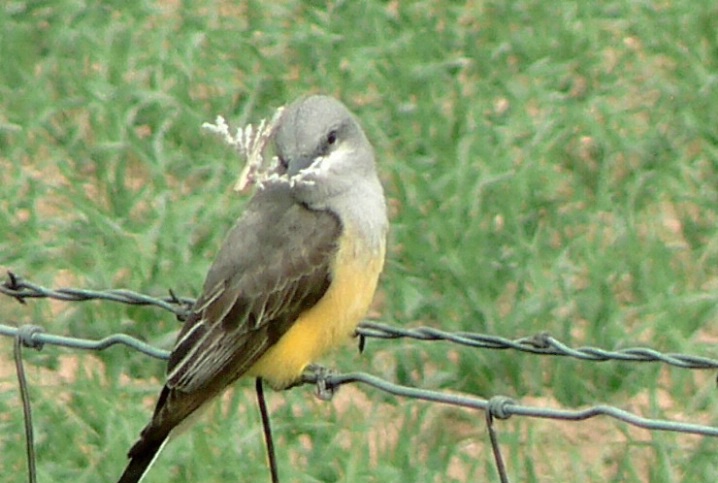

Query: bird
[[117, 95, 388, 482]]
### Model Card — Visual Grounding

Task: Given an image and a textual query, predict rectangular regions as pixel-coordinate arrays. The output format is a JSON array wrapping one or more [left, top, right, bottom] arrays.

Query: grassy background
[[2, 0, 718, 481]]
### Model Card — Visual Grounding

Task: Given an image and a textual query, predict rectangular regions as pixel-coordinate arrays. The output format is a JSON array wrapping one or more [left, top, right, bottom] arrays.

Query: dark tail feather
[[117, 435, 167, 483]]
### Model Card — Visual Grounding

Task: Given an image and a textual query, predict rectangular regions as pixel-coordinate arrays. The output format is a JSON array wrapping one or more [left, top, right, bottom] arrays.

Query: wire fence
[[3, 272, 718, 483]]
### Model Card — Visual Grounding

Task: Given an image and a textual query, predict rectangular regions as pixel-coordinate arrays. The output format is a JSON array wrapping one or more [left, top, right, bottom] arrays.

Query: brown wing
[[167, 181, 341, 393], [128, 181, 340, 459]]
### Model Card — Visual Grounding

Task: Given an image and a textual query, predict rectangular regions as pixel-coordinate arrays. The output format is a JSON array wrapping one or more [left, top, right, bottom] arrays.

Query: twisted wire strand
[[4, 273, 718, 370]]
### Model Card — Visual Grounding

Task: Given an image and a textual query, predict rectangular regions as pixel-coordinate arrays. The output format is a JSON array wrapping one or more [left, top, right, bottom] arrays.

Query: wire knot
[[16, 325, 46, 350], [300, 364, 338, 401], [3, 271, 28, 305], [524, 331, 553, 349], [487, 395, 517, 420]]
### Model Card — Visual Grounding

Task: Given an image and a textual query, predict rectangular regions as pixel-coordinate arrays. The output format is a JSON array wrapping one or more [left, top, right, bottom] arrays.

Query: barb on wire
[[4, 273, 718, 371]]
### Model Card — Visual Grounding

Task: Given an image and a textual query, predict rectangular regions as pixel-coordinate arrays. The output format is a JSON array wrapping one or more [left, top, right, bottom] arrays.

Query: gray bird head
[[272, 94, 387, 251], [273, 95, 376, 180]]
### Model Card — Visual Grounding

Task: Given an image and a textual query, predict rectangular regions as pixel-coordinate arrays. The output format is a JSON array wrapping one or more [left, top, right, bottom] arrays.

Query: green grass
[[2, 0, 718, 481]]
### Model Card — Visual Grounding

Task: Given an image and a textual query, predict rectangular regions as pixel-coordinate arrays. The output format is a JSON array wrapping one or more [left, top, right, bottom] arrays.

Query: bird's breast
[[246, 223, 386, 389]]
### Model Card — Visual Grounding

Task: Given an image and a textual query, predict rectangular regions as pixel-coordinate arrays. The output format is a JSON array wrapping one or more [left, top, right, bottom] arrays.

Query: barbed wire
[[1, 271, 194, 317], [3, 273, 718, 483], [4, 272, 718, 370]]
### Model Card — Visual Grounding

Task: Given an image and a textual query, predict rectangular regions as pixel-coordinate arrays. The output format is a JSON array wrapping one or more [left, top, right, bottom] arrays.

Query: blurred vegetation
[[1, 0, 718, 481]]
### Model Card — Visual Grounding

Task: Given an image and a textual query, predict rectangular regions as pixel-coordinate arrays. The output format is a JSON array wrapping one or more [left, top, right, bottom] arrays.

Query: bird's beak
[[287, 155, 318, 177]]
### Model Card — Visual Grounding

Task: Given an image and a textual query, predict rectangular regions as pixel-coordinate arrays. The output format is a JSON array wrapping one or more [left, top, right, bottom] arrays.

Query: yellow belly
[[246, 227, 385, 389]]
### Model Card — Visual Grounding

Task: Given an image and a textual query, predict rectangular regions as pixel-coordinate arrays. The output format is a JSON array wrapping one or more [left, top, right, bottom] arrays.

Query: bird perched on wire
[[117, 95, 388, 482]]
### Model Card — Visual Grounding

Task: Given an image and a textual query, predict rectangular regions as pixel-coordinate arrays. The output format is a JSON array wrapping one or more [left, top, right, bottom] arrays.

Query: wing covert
[[165, 182, 341, 393]]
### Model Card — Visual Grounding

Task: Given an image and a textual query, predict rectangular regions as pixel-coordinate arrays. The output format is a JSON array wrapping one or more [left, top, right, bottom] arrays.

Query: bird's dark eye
[[327, 130, 337, 145], [278, 156, 288, 169]]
